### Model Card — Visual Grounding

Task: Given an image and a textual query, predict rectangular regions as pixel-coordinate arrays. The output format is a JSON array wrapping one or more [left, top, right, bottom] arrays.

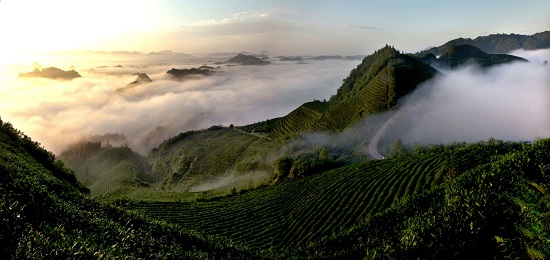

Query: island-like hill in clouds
[[433, 44, 527, 68], [225, 53, 271, 65], [419, 31, 550, 56], [18, 66, 81, 80]]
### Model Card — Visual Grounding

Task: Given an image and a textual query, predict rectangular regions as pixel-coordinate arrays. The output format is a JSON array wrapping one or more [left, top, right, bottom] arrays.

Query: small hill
[[127, 73, 152, 86], [166, 67, 214, 80], [308, 55, 344, 60], [436, 44, 527, 68], [31, 61, 43, 71], [278, 56, 304, 61], [420, 31, 550, 55], [18, 67, 81, 80], [148, 126, 276, 191], [60, 126, 277, 197], [59, 144, 153, 197], [116, 73, 153, 92], [225, 54, 271, 65]]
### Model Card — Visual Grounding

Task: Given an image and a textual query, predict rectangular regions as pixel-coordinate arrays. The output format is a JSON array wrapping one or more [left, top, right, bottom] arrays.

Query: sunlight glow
[[0, 0, 162, 55]]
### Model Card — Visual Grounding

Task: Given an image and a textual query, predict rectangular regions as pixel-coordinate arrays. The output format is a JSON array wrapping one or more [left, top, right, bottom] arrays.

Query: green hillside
[[0, 119, 255, 259], [149, 127, 276, 190], [3, 115, 549, 258], [259, 46, 437, 138], [124, 139, 550, 258], [301, 139, 550, 259], [60, 126, 278, 199], [59, 144, 153, 197]]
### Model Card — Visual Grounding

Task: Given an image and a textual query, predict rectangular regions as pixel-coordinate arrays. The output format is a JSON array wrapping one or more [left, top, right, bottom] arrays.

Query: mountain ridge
[[419, 31, 550, 55]]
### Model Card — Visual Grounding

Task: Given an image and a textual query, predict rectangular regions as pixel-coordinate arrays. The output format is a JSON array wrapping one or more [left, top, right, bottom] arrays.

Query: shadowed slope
[[0, 119, 257, 258]]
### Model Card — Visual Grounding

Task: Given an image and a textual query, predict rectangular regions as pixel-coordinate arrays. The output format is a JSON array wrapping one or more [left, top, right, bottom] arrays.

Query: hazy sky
[[0, 0, 548, 57]]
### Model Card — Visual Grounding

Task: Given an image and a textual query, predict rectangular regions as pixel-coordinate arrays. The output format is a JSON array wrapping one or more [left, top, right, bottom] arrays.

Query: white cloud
[[0, 56, 359, 154], [381, 49, 550, 146]]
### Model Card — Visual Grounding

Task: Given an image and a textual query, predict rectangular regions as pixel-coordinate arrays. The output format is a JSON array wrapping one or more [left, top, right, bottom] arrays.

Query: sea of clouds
[[0, 53, 359, 154]]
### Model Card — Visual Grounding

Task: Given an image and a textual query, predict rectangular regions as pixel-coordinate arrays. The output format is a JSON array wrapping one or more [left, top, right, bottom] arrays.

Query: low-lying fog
[[381, 48, 550, 148], [277, 48, 549, 159], [1, 48, 548, 157], [0, 53, 359, 154]]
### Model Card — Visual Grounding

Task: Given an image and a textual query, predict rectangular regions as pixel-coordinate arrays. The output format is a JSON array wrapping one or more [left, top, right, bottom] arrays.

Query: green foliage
[[389, 138, 406, 158], [274, 157, 293, 179], [60, 145, 153, 197], [4, 115, 550, 259], [125, 140, 524, 254], [297, 139, 550, 259]]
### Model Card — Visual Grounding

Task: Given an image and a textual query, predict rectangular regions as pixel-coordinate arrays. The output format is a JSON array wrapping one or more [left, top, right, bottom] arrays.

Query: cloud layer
[[0, 56, 359, 154], [380, 49, 550, 148], [2, 49, 547, 158]]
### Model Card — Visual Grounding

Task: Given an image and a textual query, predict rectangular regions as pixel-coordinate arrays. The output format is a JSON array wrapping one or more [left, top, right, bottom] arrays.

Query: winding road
[[367, 111, 398, 159]]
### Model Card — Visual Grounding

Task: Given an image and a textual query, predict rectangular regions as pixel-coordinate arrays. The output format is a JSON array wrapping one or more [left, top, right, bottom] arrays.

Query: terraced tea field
[[128, 146, 490, 251]]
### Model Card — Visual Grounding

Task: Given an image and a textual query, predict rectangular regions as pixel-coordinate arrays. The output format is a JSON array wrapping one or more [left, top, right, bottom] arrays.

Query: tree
[[389, 138, 406, 158], [274, 157, 293, 179], [319, 147, 330, 163]]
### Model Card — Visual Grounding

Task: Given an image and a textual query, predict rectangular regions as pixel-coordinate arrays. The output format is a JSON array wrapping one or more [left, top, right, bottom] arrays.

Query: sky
[[0, 0, 548, 58]]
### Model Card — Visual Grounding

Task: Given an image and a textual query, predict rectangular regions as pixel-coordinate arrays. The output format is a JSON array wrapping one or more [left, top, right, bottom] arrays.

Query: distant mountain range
[[419, 31, 550, 55]]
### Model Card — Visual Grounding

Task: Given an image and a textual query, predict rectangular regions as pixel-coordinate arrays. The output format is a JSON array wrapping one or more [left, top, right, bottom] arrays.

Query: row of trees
[[274, 147, 343, 179]]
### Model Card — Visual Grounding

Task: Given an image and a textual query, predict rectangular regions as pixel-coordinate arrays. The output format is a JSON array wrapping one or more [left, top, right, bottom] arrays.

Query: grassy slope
[[149, 127, 277, 189], [0, 120, 257, 259], [3, 116, 549, 258], [299, 139, 550, 259], [124, 140, 550, 258], [59, 127, 278, 199]]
